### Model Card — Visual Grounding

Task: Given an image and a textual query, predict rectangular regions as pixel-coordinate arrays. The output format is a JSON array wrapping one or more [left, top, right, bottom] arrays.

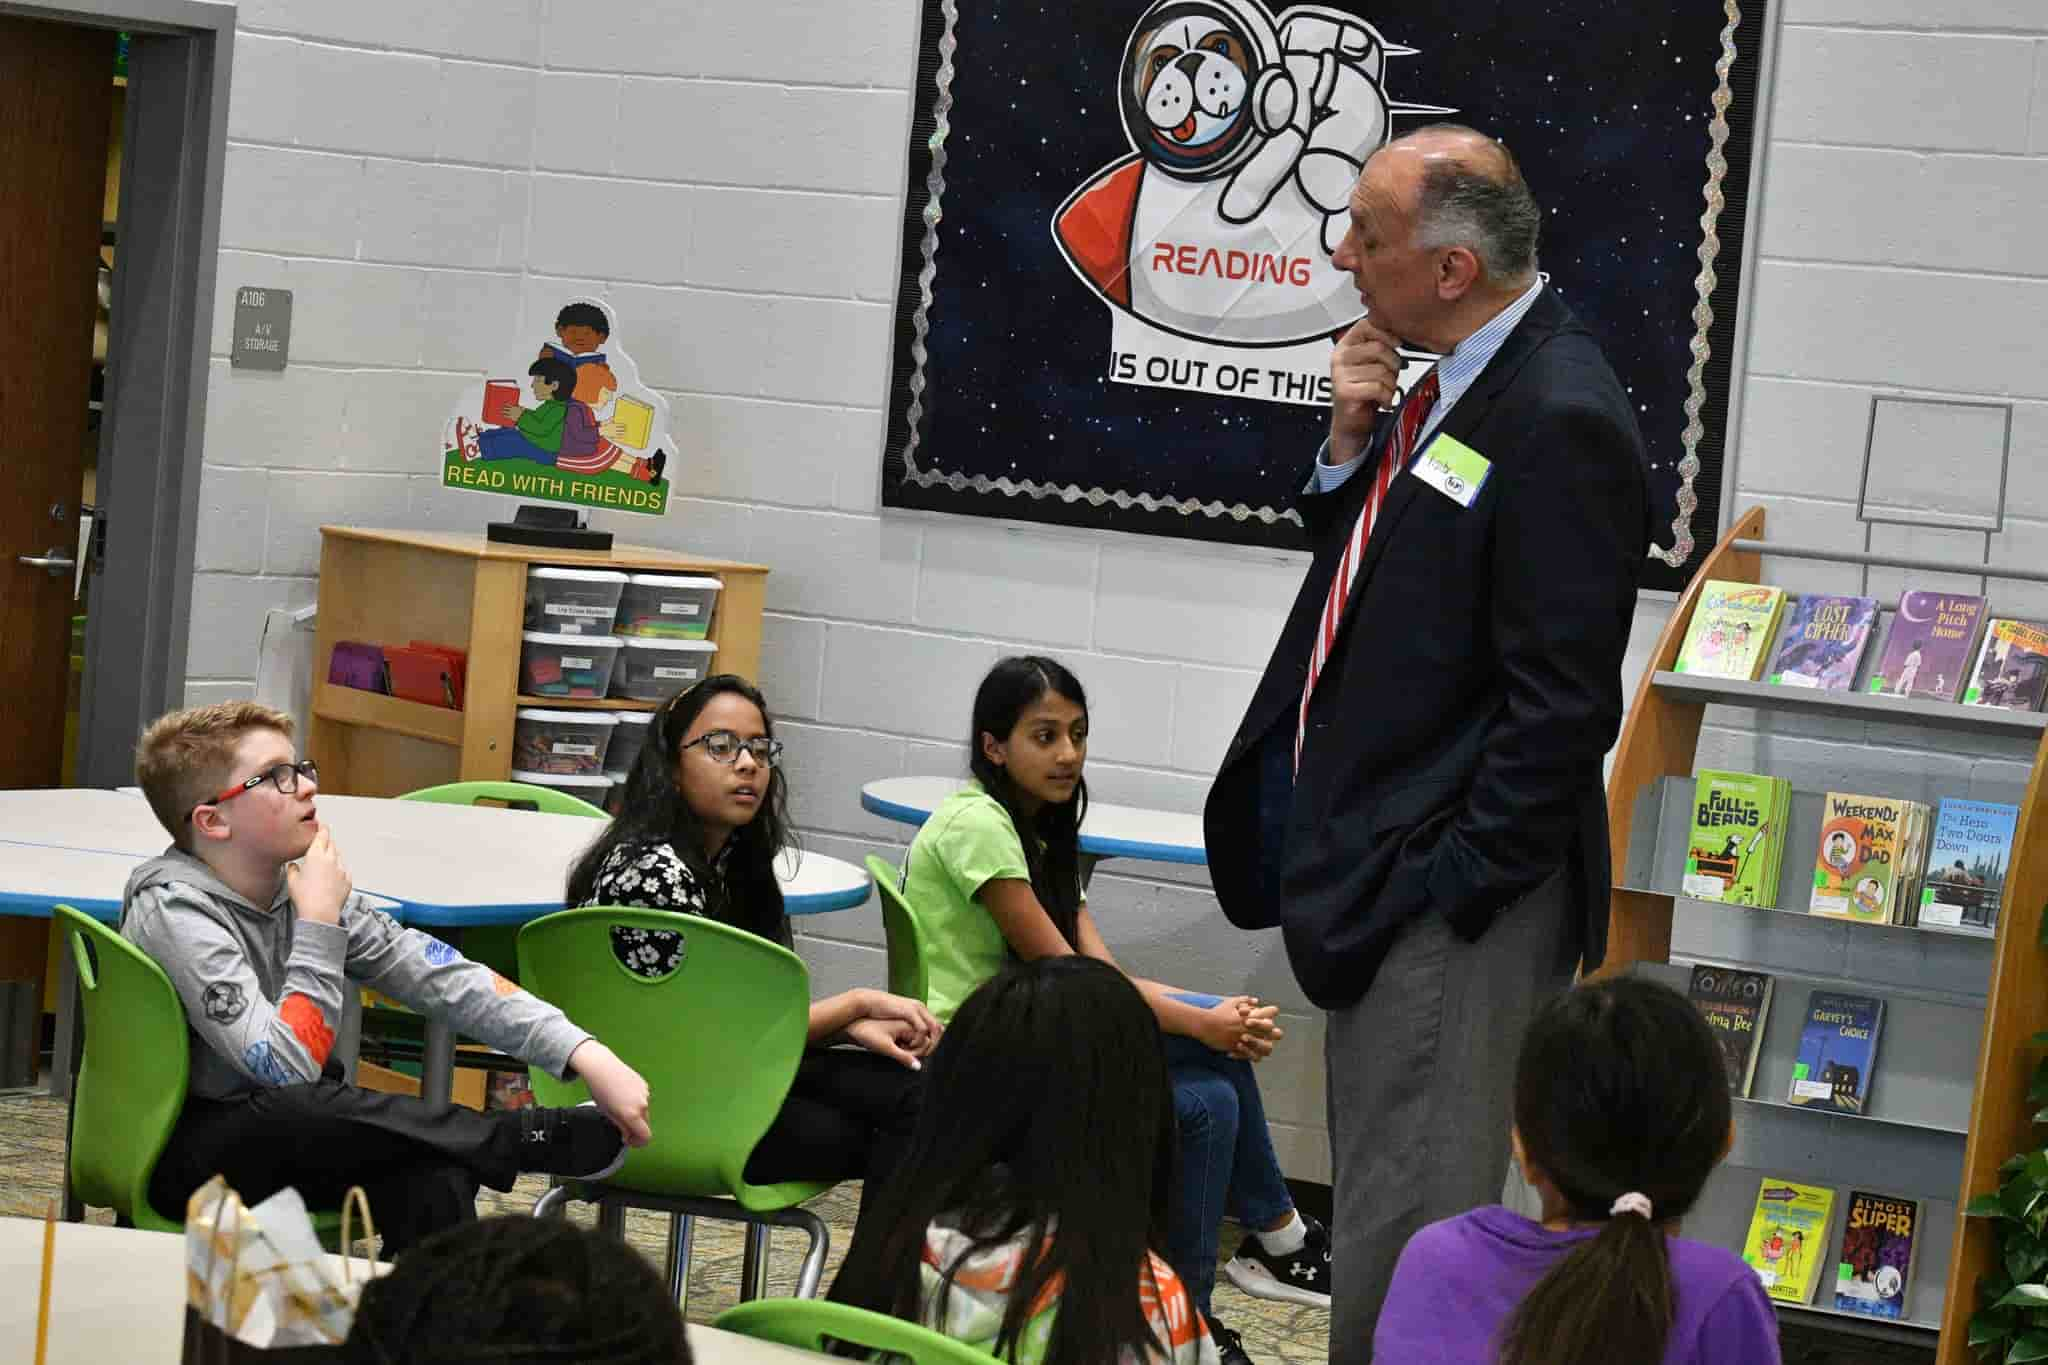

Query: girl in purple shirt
[[1373, 977, 1780, 1365]]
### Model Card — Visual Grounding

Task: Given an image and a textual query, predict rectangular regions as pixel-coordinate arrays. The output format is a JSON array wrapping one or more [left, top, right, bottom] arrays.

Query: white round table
[[859, 775, 1207, 865], [1, 788, 872, 1107], [0, 789, 869, 918], [0, 1218, 833, 1365]]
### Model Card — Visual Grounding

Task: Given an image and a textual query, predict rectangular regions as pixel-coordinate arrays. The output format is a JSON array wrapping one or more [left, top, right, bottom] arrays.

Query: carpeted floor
[[0, 1087, 1329, 1362]]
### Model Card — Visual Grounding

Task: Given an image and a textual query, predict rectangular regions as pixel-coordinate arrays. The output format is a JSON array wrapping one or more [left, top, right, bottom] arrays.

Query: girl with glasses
[[566, 674, 939, 1216]]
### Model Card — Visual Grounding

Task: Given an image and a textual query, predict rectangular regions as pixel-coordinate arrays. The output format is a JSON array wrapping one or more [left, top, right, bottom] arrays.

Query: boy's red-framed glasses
[[188, 759, 319, 821]]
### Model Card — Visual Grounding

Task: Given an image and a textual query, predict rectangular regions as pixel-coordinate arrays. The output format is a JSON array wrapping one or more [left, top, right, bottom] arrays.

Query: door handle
[[17, 548, 77, 579]]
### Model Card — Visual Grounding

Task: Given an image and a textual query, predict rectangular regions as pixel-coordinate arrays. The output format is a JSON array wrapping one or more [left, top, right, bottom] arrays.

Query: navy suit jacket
[[1203, 288, 1650, 1009]]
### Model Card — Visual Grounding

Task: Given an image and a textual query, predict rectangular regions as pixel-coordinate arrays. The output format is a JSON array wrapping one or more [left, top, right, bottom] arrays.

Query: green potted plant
[[1966, 1038, 2048, 1361]]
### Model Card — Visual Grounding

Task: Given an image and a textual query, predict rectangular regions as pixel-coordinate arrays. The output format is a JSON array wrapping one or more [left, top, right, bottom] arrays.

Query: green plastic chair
[[715, 1299, 998, 1365], [380, 780, 609, 1041], [397, 779, 609, 819], [866, 856, 930, 1006], [56, 906, 340, 1243], [57, 905, 189, 1231], [518, 906, 833, 1305]]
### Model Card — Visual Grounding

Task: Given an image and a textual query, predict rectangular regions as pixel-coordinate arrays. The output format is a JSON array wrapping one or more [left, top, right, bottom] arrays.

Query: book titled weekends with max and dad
[[1809, 791, 1908, 924], [1869, 591, 1986, 702], [1921, 798, 2019, 935], [1766, 594, 1878, 691], [1790, 990, 1884, 1114]]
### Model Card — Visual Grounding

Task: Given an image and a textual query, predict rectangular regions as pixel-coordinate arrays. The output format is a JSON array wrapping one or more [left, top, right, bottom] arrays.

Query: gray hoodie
[[121, 847, 588, 1102]]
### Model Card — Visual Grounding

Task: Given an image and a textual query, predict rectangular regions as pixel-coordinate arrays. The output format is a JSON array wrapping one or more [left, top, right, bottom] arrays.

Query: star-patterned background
[[882, 0, 1767, 589]]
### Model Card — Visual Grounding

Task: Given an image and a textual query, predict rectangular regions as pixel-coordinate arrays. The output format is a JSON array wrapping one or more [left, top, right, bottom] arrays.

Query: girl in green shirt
[[900, 657, 1335, 1365]]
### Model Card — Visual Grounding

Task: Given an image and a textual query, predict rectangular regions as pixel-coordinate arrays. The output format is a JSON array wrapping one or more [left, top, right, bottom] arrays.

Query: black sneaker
[[518, 1101, 627, 1181], [1222, 1214, 1332, 1308], [1206, 1316, 1254, 1365]]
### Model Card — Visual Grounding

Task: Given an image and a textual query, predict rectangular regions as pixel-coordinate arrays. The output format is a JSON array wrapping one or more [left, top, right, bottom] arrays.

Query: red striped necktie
[[1295, 368, 1441, 773]]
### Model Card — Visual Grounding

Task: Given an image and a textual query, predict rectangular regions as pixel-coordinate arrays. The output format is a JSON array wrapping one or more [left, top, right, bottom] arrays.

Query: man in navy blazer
[[1204, 125, 1650, 1358]]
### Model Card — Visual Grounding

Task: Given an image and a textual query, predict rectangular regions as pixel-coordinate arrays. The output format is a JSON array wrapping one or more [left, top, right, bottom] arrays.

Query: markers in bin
[[521, 632, 620, 698]]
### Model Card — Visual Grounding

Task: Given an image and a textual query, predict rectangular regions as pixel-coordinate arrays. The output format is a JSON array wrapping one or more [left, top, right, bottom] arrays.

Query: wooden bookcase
[[305, 527, 770, 797], [1603, 507, 2048, 1359]]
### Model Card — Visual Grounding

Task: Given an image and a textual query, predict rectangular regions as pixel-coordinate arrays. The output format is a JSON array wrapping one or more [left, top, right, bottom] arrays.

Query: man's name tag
[[1410, 434, 1492, 508]]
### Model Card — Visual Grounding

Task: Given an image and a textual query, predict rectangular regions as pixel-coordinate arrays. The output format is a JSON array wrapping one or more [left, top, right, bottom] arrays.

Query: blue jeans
[[1163, 991, 1296, 1317]]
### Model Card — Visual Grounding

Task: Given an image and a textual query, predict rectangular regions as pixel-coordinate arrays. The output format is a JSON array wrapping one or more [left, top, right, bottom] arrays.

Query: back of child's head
[[528, 355, 577, 398], [831, 956, 1174, 1365], [135, 700, 294, 850], [346, 1215, 690, 1365], [1499, 976, 1733, 1365], [554, 301, 611, 338], [966, 655, 1090, 943]]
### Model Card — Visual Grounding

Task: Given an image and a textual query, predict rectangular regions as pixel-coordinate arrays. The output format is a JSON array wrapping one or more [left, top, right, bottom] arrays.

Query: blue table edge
[[859, 789, 1207, 866]]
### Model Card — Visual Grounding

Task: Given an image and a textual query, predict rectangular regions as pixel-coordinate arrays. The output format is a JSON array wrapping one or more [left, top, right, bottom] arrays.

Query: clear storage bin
[[608, 709, 655, 775], [523, 567, 628, 636], [512, 708, 617, 776], [519, 631, 622, 699], [609, 639, 718, 702], [615, 574, 722, 640]]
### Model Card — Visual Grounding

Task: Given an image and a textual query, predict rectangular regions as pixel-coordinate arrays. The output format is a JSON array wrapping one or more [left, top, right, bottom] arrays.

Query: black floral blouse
[[582, 839, 788, 978]]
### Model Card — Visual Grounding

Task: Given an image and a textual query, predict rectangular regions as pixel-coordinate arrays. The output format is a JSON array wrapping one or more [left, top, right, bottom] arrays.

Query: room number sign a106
[[231, 286, 293, 371]]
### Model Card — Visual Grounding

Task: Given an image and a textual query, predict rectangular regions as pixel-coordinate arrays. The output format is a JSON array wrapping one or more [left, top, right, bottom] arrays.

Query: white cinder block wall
[[185, 1, 2048, 1183]]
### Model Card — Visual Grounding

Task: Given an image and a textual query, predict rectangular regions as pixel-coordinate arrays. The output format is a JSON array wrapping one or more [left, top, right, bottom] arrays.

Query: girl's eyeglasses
[[189, 759, 319, 821], [680, 731, 783, 766]]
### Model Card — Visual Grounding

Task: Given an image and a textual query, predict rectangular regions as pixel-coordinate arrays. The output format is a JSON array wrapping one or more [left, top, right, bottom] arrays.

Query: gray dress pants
[[1323, 871, 1580, 1364]]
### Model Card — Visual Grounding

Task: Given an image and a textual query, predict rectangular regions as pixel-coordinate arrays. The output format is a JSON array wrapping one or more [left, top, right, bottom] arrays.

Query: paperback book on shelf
[[1765, 594, 1879, 691], [1674, 581, 1786, 680], [1683, 770, 1791, 907], [1809, 792, 1909, 924], [1921, 798, 2019, 935], [1789, 990, 1884, 1114], [1890, 799, 1932, 926], [1868, 591, 1987, 702], [1962, 617, 2048, 712], [1743, 1178, 1837, 1304], [1834, 1189, 1919, 1320], [1687, 965, 1774, 1096]]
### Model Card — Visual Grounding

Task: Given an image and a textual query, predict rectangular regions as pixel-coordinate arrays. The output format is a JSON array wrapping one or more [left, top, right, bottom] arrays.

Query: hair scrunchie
[[1609, 1192, 1653, 1220]]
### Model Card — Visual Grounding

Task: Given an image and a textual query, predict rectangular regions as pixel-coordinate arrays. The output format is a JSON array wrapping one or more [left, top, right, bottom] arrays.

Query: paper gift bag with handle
[[180, 1176, 375, 1363]]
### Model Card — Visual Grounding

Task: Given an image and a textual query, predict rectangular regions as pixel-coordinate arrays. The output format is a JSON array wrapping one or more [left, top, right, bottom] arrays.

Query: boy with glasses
[[123, 701, 653, 1255]]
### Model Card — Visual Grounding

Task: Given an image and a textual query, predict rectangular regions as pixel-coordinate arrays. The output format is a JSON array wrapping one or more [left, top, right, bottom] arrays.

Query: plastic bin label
[[653, 666, 700, 681], [659, 603, 702, 616], [561, 656, 594, 669], [551, 742, 599, 756], [545, 603, 616, 618]]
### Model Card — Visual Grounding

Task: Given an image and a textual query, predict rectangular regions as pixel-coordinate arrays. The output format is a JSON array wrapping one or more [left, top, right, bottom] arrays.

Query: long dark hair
[[346, 1215, 690, 1364], [1497, 977, 1732, 1365], [968, 656, 1089, 948], [830, 957, 1175, 1365], [564, 674, 795, 943]]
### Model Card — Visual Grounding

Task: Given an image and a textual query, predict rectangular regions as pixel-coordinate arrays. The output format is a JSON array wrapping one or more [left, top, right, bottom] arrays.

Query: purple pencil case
[[328, 641, 388, 693]]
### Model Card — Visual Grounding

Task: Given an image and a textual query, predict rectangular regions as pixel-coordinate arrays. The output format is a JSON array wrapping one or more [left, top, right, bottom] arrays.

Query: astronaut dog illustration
[[1053, 0, 1449, 348]]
